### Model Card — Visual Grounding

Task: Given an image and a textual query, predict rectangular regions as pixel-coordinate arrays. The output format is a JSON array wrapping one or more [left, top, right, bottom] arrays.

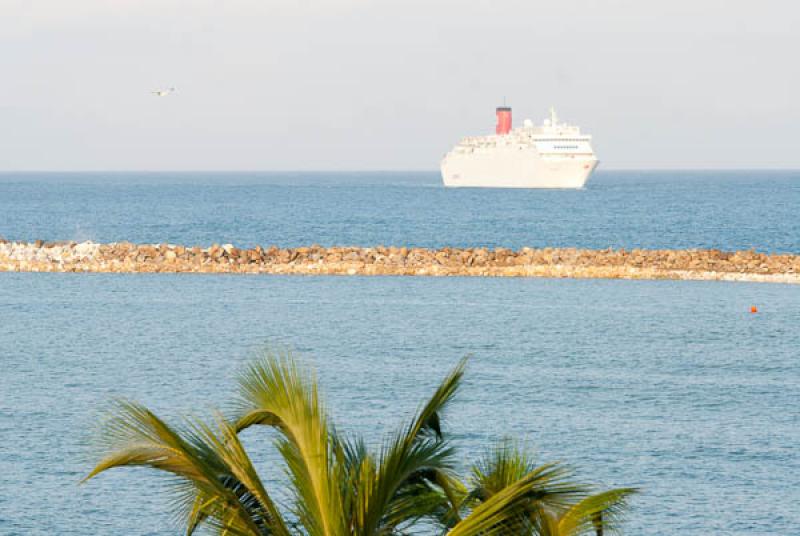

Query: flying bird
[[152, 87, 176, 97]]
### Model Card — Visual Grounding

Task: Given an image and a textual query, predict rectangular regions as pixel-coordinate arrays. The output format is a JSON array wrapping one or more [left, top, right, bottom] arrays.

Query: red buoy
[[496, 106, 512, 135], [750, 305, 758, 314]]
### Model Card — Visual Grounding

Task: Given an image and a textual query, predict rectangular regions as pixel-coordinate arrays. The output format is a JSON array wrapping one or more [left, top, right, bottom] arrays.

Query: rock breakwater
[[1, 239, 798, 284]]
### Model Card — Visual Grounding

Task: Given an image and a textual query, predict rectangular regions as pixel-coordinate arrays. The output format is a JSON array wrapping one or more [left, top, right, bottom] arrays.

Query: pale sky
[[2, 0, 798, 170]]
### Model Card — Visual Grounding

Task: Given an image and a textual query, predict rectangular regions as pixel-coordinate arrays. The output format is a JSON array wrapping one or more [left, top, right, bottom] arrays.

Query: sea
[[1, 170, 799, 535]]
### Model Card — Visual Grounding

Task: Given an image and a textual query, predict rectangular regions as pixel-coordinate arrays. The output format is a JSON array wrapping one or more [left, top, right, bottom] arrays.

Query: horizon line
[[2, 168, 800, 174]]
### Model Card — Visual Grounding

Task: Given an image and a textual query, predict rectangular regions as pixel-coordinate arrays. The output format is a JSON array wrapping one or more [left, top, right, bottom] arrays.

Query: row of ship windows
[[457, 146, 587, 152]]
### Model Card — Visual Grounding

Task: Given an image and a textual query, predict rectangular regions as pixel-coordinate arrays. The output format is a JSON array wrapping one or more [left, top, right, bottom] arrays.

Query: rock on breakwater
[[0, 239, 798, 284]]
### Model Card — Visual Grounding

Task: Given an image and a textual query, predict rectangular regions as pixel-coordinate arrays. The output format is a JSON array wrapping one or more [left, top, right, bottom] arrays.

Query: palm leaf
[[234, 349, 346, 536], [191, 414, 292, 536], [468, 441, 587, 513], [84, 352, 638, 536], [408, 356, 467, 441], [84, 400, 285, 536], [448, 462, 587, 536], [353, 358, 467, 535], [555, 488, 638, 536]]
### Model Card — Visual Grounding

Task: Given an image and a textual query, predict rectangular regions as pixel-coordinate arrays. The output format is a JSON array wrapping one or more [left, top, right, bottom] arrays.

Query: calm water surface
[[1, 172, 799, 535], [2, 274, 799, 535], [1, 170, 799, 252]]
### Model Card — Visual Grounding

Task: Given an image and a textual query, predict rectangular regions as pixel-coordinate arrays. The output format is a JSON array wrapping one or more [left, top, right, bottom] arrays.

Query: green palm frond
[[411, 356, 467, 441], [361, 436, 455, 534], [84, 400, 287, 536], [189, 414, 291, 536], [468, 441, 587, 512], [449, 460, 589, 536], [234, 349, 346, 536], [85, 400, 202, 481], [555, 488, 638, 536], [452, 441, 635, 536], [469, 440, 540, 500], [430, 468, 470, 528], [353, 358, 467, 535], [85, 351, 637, 536]]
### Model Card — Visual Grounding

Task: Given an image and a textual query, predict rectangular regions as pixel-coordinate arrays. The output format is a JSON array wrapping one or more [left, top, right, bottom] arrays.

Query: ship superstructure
[[441, 106, 598, 188]]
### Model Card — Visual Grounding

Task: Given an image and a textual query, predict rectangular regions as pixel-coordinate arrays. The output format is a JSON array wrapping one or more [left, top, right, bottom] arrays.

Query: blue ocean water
[[1, 170, 799, 252], [1, 171, 799, 535]]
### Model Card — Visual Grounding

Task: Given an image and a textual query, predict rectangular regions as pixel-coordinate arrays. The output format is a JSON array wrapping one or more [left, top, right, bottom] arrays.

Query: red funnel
[[496, 106, 512, 135]]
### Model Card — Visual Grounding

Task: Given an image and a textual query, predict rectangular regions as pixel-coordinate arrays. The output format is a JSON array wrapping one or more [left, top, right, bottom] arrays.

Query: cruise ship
[[441, 106, 598, 188]]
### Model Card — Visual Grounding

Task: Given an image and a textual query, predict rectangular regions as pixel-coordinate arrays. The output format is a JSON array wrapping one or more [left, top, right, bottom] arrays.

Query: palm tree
[[84, 350, 636, 535], [431, 441, 636, 536]]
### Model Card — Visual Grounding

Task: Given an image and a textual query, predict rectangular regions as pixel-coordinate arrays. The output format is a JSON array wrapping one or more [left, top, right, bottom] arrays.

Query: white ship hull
[[441, 106, 598, 189], [441, 150, 598, 189]]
